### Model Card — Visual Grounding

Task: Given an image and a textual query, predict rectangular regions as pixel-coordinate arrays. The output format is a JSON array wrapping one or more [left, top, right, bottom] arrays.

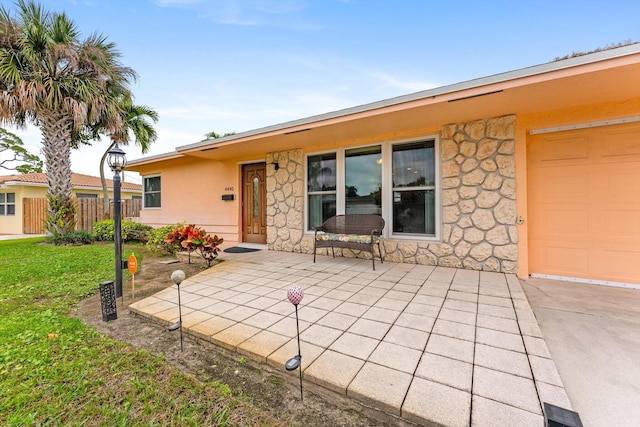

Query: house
[[127, 44, 640, 286], [0, 172, 142, 234]]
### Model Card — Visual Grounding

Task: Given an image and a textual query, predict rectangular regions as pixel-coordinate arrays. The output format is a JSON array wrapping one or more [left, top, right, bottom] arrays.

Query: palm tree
[[99, 93, 158, 216], [0, 0, 135, 234]]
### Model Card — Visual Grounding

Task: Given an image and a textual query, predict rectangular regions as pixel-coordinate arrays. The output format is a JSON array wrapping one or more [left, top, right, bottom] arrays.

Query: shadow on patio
[[130, 250, 570, 426]]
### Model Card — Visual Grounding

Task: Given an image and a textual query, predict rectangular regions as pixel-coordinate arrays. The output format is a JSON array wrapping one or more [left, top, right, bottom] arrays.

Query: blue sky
[[4, 0, 640, 180]]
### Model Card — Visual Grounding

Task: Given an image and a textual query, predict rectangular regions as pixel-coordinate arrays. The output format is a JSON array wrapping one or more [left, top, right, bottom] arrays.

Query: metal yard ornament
[[167, 270, 186, 351], [286, 285, 304, 401]]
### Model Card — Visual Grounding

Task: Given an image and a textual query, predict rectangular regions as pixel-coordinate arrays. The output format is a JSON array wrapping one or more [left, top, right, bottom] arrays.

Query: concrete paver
[[130, 250, 571, 426]]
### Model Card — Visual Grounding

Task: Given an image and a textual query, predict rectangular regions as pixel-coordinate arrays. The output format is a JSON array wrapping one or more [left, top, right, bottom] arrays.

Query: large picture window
[[306, 137, 438, 238], [0, 192, 15, 216], [143, 175, 161, 208]]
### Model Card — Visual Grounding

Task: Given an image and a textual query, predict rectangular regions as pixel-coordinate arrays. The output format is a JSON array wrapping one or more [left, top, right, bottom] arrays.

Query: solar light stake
[[167, 270, 186, 351], [286, 286, 304, 401]]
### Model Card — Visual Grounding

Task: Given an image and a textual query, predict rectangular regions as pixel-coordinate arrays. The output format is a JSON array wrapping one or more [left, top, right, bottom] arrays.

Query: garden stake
[[285, 286, 304, 401], [167, 270, 186, 351]]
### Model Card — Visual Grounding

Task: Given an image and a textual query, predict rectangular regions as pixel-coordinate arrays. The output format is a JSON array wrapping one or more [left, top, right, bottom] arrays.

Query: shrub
[[93, 220, 153, 243], [46, 230, 95, 245], [146, 222, 185, 254]]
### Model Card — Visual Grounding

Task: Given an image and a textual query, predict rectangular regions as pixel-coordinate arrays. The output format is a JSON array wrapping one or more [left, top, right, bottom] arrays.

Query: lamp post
[[107, 143, 127, 298]]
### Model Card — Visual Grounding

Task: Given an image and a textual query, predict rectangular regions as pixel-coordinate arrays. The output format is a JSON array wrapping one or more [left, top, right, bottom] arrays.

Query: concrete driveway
[[522, 278, 640, 427]]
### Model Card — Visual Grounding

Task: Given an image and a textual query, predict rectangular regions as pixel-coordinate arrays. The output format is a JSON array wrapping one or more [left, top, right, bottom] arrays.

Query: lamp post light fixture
[[107, 143, 127, 298]]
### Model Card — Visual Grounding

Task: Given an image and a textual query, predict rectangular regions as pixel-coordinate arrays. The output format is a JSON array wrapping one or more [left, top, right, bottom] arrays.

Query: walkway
[[130, 250, 571, 426]]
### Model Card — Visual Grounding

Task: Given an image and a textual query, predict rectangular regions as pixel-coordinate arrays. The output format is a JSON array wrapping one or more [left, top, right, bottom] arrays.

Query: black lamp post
[[107, 143, 127, 298]]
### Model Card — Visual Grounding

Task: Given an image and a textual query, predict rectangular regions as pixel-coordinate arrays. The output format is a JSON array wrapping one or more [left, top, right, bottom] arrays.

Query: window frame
[[0, 192, 16, 216], [142, 174, 162, 209], [304, 135, 440, 240]]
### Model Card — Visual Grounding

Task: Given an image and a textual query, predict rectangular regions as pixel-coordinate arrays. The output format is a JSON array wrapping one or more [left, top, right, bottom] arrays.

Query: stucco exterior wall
[[265, 115, 518, 273], [137, 157, 242, 242]]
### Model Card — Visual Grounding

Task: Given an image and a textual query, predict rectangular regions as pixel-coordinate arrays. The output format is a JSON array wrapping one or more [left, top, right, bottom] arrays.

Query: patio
[[129, 250, 571, 426]]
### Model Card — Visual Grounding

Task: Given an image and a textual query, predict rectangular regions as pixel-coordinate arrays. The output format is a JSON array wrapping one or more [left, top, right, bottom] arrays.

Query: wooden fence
[[22, 197, 142, 234]]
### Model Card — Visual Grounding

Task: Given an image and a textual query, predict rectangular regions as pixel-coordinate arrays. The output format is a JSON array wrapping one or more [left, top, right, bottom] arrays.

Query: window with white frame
[[306, 137, 438, 238], [143, 175, 161, 208], [392, 140, 436, 235], [307, 153, 336, 228], [0, 193, 16, 216]]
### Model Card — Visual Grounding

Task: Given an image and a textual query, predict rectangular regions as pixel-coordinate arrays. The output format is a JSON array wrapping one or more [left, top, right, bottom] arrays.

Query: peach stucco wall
[[136, 156, 243, 243]]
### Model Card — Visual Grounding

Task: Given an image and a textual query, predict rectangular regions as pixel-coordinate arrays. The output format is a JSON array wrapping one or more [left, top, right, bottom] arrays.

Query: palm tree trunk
[[41, 112, 76, 235]]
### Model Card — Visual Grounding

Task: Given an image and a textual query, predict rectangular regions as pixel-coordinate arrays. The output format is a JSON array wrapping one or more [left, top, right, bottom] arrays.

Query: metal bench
[[313, 214, 385, 270]]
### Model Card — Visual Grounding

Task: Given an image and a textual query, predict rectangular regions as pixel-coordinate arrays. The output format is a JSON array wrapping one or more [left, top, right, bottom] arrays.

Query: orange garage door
[[527, 122, 640, 285]]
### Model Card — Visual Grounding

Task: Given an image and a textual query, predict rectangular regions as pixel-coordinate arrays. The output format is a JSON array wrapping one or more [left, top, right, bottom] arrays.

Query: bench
[[313, 214, 385, 270]]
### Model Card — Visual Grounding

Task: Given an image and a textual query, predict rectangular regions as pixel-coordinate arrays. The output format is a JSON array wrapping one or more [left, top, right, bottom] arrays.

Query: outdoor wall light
[[271, 162, 280, 170]]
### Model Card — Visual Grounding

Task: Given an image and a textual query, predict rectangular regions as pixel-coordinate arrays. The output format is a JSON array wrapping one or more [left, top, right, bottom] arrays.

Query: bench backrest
[[320, 214, 385, 235]]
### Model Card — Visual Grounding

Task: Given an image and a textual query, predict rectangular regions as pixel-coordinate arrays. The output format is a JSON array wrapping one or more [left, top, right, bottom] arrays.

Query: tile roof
[[0, 172, 142, 191]]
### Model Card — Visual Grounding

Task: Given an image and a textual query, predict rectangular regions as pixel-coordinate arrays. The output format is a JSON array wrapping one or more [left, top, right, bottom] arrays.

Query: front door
[[242, 163, 267, 244]]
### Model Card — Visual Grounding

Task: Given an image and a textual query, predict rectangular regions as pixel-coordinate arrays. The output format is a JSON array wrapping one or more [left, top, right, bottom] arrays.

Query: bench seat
[[313, 214, 385, 270]]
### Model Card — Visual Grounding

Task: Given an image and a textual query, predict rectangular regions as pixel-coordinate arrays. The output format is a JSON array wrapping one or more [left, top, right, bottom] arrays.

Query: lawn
[[0, 238, 279, 426]]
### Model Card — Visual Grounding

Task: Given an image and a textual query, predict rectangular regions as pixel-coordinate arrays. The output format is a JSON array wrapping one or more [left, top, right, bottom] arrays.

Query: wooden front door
[[242, 163, 267, 244]]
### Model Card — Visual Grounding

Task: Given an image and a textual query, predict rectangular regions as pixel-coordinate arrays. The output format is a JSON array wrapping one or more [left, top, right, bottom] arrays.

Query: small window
[[76, 193, 98, 199], [143, 175, 161, 208], [0, 193, 15, 216]]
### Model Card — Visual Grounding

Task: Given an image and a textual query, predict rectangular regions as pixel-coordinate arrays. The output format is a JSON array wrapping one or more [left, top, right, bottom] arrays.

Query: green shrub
[[146, 222, 185, 254], [93, 219, 114, 241], [46, 230, 95, 245], [93, 220, 153, 243]]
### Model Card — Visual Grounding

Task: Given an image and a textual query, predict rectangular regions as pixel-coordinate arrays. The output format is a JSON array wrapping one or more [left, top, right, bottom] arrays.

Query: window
[[345, 146, 382, 215], [392, 140, 435, 235], [143, 175, 161, 208], [76, 193, 98, 199], [307, 153, 336, 229], [0, 193, 15, 216], [306, 137, 438, 238]]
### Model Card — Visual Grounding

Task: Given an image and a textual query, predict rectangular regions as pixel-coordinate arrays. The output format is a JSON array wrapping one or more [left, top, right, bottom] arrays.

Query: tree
[[0, 0, 135, 234], [0, 127, 43, 173], [202, 131, 235, 141], [99, 93, 158, 216]]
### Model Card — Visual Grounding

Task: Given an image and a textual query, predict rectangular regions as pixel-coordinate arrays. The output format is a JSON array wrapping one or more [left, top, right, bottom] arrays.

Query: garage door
[[527, 122, 640, 285]]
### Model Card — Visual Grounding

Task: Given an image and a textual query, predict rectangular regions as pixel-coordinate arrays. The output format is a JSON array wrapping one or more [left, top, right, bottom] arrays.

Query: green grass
[[0, 239, 277, 426]]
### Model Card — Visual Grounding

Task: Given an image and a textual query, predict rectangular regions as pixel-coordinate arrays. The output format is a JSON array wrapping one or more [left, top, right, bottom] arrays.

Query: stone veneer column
[[265, 149, 305, 252], [384, 115, 518, 273]]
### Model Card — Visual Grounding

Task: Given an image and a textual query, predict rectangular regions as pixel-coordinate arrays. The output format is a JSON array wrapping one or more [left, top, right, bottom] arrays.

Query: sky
[[2, 0, 640, 183]]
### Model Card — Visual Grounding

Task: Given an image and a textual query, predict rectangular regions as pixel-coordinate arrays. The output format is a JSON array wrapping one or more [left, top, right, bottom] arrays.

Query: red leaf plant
[[165, 224, 224, 267]]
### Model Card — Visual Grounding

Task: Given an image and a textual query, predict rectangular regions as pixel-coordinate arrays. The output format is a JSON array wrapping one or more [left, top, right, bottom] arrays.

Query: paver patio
[[130, 249, 571, 426]]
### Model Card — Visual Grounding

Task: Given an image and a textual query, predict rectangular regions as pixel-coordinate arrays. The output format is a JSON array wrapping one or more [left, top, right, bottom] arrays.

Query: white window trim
[[142, 174, 161, 209], [304, 134, 441, 241]]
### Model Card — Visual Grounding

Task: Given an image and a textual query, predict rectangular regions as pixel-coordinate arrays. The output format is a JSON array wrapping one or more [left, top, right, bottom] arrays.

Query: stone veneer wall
[[265, 149, 306, 252], [265, 115, 518, 273]]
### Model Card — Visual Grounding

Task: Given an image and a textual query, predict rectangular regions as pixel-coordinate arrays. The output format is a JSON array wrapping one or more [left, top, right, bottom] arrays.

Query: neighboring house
[[127, 44, 640, 286], [0, 172, 142, 234]]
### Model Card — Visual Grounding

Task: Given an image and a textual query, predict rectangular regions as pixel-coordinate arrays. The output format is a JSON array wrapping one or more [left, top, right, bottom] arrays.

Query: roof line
[[130, 43, 640, 163]]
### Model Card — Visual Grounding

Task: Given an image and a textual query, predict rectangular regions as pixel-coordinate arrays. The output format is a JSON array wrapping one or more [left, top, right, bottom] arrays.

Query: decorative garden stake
[[285, 285, 304, 401], [167, 270, 186, 351]]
